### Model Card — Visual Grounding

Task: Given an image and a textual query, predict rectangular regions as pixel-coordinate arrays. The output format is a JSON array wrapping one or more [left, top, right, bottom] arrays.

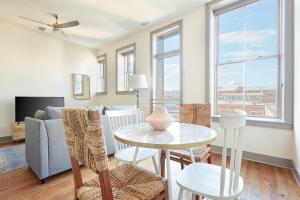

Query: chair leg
[[160, 151, 166, 177], [152, 155, 159, 175], [74, 191, 78, 200], [164, 180, 168, 200], [207, 155, 212, 164], [40, 178, 45, 184], [177, 187, 183, 200], [189, 149, 195, 163], [192, 193, 196, 200], [116, 159, 119, 167], [180, 157, 184, 170], [133, 147, 139, 164]]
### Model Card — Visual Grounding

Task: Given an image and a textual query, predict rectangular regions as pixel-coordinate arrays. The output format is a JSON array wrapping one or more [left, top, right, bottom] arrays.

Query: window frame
[[96, 54, 107, 95], [206, 0, 294, 129], [115, 43, 136, 95], [150, 20, 183, 117]]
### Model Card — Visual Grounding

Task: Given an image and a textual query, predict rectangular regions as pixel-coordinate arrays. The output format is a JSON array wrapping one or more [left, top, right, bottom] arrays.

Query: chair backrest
[[180, 104, 211, 128], [62, 109, 113, 200], [106, 109, 144, 151], [219, 110, 247, 196]]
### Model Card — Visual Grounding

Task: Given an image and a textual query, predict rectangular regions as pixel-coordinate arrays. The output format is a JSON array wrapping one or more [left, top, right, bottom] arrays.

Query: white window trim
[[206, 0, 294, 129], [150, 20, 183, 115], [116, 43, 136, 95], [96, 54, 107, 95]]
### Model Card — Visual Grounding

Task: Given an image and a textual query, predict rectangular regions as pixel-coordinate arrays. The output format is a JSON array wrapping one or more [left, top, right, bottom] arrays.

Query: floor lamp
[[128, 74, 148, 108]]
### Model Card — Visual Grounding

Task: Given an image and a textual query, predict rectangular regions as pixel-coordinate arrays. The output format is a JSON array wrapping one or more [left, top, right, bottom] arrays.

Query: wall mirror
[[72, 73, 91, 100]]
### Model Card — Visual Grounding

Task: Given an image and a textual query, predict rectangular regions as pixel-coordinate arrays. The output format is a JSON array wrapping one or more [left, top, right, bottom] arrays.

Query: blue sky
[[218, 0, 278, 90], [157, 34, 181, 91], [158, 0, 278, 92]]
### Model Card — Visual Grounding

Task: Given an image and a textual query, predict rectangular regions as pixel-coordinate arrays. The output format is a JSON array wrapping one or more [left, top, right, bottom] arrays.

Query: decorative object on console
[[11, 122, 25, 142], [128, 74, 148, 108], [145, 106, 174, 130]]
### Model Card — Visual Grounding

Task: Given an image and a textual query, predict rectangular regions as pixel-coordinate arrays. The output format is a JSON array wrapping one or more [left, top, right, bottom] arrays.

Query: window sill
[[95, 92, 107, 96], [116, 91, 136, 95], [212, 115, 293, 130]]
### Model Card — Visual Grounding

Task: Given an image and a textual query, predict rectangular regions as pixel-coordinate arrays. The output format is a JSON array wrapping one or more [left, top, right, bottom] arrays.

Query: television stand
[[11, 122, 25, 143]]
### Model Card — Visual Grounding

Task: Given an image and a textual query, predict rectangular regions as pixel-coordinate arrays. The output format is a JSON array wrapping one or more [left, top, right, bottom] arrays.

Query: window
[[116, 43, 136, 94], [151, 21, 182, 120], [207, 0, 293, 128], [96, 54, 107, 94]]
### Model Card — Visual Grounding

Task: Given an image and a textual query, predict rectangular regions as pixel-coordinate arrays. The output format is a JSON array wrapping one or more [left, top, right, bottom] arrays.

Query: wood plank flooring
[[0, 143, 299, 200]]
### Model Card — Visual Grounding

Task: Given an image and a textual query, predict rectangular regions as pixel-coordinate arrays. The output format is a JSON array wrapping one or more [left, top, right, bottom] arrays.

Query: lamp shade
[[128, 74, 148, 89]]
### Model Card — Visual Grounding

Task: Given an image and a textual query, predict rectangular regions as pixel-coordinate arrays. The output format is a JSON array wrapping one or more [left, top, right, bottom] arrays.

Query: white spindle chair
[[106, 110, 159, 174], [176, 110, 247, 200]]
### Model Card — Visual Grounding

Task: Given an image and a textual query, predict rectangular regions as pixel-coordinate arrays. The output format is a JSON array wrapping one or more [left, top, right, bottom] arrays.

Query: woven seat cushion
[[77, 164, 166, 200], [170, 146, 210, 162]]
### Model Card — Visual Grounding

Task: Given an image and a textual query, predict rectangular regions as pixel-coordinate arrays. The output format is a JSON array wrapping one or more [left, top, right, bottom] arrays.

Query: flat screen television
[[15, 97, 65, 122]]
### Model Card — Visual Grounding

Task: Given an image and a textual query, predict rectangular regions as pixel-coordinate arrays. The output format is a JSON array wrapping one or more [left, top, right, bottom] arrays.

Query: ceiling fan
[[19, 14, 79, 38]]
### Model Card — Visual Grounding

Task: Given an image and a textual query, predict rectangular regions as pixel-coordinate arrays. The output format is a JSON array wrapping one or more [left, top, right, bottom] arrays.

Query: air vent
[[38, 26, 46, 31], [139, 21, 150, 27]]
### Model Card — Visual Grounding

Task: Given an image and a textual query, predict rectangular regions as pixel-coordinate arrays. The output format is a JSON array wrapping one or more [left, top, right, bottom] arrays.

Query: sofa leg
[[40, 179, 45, 184]]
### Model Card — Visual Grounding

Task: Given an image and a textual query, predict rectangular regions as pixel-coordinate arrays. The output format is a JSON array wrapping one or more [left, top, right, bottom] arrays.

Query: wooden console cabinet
[[11, 122, 25, 142]]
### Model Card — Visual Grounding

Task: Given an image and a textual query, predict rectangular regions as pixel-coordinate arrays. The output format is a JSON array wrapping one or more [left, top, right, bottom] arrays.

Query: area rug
[[0, 144, 28, 173]]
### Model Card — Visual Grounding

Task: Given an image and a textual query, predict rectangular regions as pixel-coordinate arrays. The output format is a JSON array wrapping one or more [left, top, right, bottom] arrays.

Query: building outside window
[[116, 43, 136, 94], [151, 20, 182, 120]]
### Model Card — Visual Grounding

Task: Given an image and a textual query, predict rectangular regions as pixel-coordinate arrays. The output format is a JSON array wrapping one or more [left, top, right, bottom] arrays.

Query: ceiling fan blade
[[60, 29, 68, 39], [19, 16, 52, 27], [56, 21, 79, 28]]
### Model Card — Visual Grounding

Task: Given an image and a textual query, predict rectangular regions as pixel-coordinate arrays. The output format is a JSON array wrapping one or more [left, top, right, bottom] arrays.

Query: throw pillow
[[87, 105, 105, 115], [46, 107, 63, 119], [34, 110, 46, 120]]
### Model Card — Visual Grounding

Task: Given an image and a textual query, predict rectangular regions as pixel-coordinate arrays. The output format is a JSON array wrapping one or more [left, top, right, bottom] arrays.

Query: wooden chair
[[106, 110, 159, 174], [176, 110, 247, 200], [160, 104, 212, 177], [62, 108, 168, 200]]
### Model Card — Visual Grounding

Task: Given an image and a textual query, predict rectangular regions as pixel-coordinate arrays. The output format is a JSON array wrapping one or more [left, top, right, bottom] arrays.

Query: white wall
[[96, 7, 207, 113], [0, 21, 98, 137], [97, 5, 293, 159], [293, 0, 300, 173]]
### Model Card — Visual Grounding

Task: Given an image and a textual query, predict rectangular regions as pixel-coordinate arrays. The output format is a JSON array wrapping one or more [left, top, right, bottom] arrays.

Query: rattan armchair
[[160, 104, 212, 177], [62, 109, 168, 200]]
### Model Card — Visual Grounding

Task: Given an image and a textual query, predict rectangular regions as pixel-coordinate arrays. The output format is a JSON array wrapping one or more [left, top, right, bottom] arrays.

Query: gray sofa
[[25, 105, 136, 183]]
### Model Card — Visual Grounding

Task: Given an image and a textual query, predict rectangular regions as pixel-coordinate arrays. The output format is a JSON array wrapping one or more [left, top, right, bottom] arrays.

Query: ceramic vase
[[145, 106, 174, 130]]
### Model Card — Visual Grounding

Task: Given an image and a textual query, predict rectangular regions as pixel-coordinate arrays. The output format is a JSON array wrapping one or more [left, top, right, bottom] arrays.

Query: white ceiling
[[0, 0, 208, 49]]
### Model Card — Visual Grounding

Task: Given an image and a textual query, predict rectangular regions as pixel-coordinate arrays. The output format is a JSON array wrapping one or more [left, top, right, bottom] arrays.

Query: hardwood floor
[[0, 143, 299, 200]]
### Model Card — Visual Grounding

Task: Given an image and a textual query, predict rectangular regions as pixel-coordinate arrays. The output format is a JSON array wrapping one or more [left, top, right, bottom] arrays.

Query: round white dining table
[[114, 122, 217, 199]]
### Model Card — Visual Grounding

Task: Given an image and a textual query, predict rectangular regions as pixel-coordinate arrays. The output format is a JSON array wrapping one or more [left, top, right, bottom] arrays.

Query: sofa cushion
[[46, 107, 63, 119], [104, 105, 137, 114], [34, 110, 46, 120], [87, 105, 105, 115]]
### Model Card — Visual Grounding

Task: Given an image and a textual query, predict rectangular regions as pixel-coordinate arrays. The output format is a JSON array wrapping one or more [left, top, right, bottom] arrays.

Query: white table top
[[114, 122, 217, 150]]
